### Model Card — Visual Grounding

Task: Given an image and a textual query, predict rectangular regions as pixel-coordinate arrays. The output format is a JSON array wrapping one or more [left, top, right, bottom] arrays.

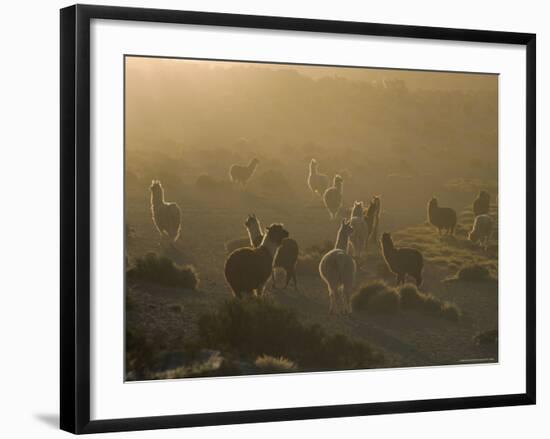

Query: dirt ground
[[125, 165, 498, 377]]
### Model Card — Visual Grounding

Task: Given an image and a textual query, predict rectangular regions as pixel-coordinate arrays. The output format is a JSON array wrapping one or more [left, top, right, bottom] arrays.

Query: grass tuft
[[254, 355, 297, 373], [128, 253, 199, 290], [351, 282, 461, 322], [351, 281, 399, 314]]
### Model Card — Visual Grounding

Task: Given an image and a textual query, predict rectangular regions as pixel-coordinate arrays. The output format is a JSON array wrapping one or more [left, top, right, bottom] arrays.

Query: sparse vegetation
[[198, 298, 384, 371], [351, 281, 397, 313], [254, 355, 297, 373], [127, 253, 199, 290], [124, 58, 499, 380], [351, 282, 461, 322], [152, 353, 241, 379]]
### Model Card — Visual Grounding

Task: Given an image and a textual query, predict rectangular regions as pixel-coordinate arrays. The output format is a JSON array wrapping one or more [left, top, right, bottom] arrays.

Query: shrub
[[399, 284, 423, 309], [198, 298, 383, 372], [352, 283, 461, 322], [254, 355, 296, 373], [127, 253, 199, 290], [456, 264, 491, 282], [351, 281, 399, 314], [398, 284, 461, 322]]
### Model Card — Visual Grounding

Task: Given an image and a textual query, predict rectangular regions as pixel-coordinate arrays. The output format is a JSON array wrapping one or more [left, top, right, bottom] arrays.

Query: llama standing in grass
[[307, 159, 329, 197], [323, 175, 344, 219], [364, 196, 381, 249], [468, 214, 493, 251], [150, 180, 181, 244], [473, 190, 491, 217], [380, 232, 423, 287], [319, 219, 356, 314], [427, 197, 457, 235], [229, 158, 259, 186], [348, 201, 367, 260], [272, 237, 299, 290], [224, 214, 264, 253], [224, 224, 289, 298]]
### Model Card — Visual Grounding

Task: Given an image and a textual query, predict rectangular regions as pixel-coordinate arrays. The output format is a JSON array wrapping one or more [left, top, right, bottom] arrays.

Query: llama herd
[[148, 157, 495, 315]]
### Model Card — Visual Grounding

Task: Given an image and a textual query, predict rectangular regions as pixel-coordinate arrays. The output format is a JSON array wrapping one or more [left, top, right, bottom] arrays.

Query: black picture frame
[[60, 4, 536, 434]]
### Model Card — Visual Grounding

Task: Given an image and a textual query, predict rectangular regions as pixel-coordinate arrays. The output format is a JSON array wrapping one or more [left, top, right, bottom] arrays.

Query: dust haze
[[125, 56, 498, 381]]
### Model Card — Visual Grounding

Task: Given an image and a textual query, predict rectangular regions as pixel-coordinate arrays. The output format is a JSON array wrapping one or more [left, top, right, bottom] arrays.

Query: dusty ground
[[125, 173, 498, 378]]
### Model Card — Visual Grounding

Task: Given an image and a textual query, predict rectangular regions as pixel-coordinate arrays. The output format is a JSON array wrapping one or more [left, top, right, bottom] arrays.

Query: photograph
[[124, 55, 499, 381]]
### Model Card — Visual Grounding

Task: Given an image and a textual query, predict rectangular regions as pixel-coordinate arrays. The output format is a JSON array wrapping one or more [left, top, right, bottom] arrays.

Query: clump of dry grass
[[351, 281, 399, 314], [152, 352, 241, 379], [254, 355, 297, 373], [351, 281, 461, 322], [399, 284, 461, 322], [127, 253, 199, 290]]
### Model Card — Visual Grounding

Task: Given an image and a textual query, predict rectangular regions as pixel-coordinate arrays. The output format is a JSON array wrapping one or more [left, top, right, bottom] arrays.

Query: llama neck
[[260, 235, 279, 258], [247, 222, 263, 246], [151, 190, 164, 207], [334, 230, 349, 251], [335, 182, 343, 193], [248, 161, 257, 170], [427, 203, 436, 219], [382, 240, 395, 258]]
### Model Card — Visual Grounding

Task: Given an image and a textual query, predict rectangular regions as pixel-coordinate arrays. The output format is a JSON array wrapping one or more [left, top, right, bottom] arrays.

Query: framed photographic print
[[60, 4, 536, 434]]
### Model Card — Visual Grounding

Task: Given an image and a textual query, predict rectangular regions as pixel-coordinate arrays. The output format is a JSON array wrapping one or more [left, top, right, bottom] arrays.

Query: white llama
[[323, 175, 344, 219], [348, 201, 367, 259], [150, 180, 181, 244], [319, 219, 356, 314], [307, 159, 329, 197]]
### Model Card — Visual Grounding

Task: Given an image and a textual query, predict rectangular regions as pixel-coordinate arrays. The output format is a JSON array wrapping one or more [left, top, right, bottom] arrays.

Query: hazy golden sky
[[126, 56, 497, 92]]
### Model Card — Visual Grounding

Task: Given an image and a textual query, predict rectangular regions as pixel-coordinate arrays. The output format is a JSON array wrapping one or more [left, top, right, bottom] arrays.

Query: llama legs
[[328, 284, 338, 314]]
